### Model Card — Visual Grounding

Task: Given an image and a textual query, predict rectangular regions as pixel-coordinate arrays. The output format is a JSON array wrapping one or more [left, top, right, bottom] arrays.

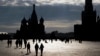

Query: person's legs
[[21, 44, 22, 48], [36, 50, 37, 56], [37, 50, 38, 55], [27, 49, 28, 53], [17, 44, 18, 48], [25, 44, 26, 48], [41, 50, 43, 56], [36, 50, 38, 56], [29, 50, 30, 53]]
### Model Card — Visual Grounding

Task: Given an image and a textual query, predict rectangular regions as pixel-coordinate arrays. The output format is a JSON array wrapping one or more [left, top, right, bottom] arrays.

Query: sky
[[0, 0, 100, 33]]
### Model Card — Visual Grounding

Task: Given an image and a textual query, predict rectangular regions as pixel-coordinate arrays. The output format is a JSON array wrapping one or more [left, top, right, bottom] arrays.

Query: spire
[[21, 17, 27, 25], [40, 17, 44, 24], [32, 4, 36, 13], [97, 16, 100, 21], [85, 0, 93, 11], [85, 0, 92, 5], [30, 4, 38, 25], [33, 4, 35, 10], [82, 0, 96, 25], [31, 4, 36, 17]]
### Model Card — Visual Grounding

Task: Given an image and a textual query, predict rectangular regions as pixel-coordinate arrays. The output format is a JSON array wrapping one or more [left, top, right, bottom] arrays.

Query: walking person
[[40, 43, 44, 56], [20, 39, 23, 48], [24, 39, 27, 48], [9, 39, 12, 47], [7, 39, 10, 47], [27, 42, 31, 54], [15, 39, 18, 48], [35, 43, 39, 56]]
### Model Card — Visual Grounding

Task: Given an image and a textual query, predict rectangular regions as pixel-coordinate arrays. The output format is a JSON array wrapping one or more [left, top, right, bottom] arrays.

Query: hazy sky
[[0, 0, 100, 6], [0, 0, 100, 33]]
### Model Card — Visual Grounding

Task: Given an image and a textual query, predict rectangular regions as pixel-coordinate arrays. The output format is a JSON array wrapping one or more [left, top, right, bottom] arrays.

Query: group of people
[[35, 43, 44, 56], [7, 39, 12, 47], [7, 39, 45, 56], [15, 39, 24, 48], [27, 42, 44, 56], [15, 39, 28, 49]]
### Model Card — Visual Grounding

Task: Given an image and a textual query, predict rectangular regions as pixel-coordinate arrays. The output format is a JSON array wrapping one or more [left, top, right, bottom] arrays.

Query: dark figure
[[20, 39, 23, 48], [38, 39, 41, 43], [19, 40, 21, 47], [24, 39, 27, 48], [9, 40, 12, 47], [15, 39, 18, 48], [35, 43, 39, 56], [27, 42, 31, 54], [40, 43, 44, 56], [8, 39, 12, 47], [79, 40, 82, 43], [51, 39, 53, 43], [33, 39, 35, 44], [18, 39, 20, 47], [19, 39, 22, 48], [45, 40, 48, 43], [7, 39, 10, 47], [65, 39, 69, 43]]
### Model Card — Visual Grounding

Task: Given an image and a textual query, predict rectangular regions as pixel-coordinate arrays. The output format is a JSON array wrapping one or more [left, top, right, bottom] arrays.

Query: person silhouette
[[15, 39, 18, 48], [79, 40, 82, 43], [20, 39, 22, 48], [27, 42, 31, 54], [9, 39, 12, 47], [35, 43, 39, 56], [40, 43, 44, 56], [19, 39, 21, 48], [7, 39, 10, 47], [24, 39, 27, 48]]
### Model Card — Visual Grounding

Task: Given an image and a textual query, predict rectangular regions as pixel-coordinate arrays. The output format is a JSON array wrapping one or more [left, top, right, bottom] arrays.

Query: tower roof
[[85, 0, 93, 11], [97, 16, 100, 21], [40, 17, 44, 24], [40, 17, 44, 21], [30, 4, 38, 25], [33, 4, 35, 10], [21, 17, 27, 24], [85, 0, 92, 5]]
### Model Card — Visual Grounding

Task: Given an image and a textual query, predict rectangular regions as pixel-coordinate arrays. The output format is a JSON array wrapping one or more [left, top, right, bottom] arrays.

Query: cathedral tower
[[74, 0, 98, 40], [82, 0, 96, 26], [28, 4, 39, 38], [85, 0, 93, 11], [15, 4, 45, 39], [29, 4, 38, 25], [38, 17, 45, 35]]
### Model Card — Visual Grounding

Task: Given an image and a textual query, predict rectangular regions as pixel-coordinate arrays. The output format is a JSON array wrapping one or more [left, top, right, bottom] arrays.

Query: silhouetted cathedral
[[14, 4, 45, 39], [74, 0, 100, 40]]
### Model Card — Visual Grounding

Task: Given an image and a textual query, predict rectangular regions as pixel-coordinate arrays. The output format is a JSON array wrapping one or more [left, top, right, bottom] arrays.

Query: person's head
[[41, 43, 43, 45], [28, 42, 30, 44], [36, 42, 37, 44]]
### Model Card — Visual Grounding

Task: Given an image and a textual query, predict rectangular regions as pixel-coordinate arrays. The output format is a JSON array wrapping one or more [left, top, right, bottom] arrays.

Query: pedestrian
[[35, 43, 39, 56], [40, 43, 44, 56], [27, 42, 31, 54], [9, 39, 12, 47], [24, 39, 27, 48], [7, 39, 10, 47], [15, 39, 18, 48], [20, 39, 22, 48]]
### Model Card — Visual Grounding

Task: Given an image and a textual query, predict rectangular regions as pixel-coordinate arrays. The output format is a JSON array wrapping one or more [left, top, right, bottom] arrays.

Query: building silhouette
[[14, 4, 45, 39], [74, 0, 100, 41]]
